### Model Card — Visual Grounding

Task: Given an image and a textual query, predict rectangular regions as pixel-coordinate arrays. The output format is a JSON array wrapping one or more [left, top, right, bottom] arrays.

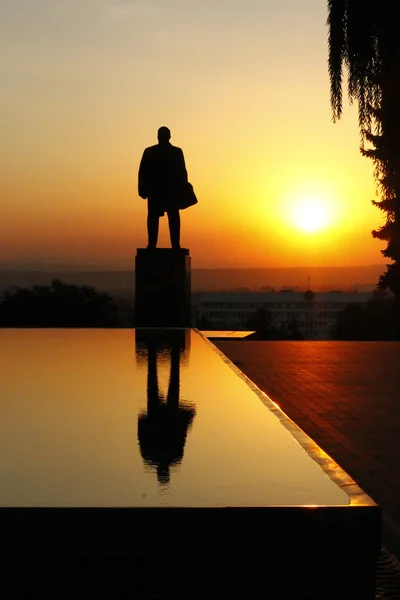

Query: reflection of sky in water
[[0, 329, 350, 507]]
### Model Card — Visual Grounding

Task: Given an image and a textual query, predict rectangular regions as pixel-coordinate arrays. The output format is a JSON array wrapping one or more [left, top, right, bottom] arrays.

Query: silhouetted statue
[[138, 126, 188, 249], [137, 333, 195, 485]]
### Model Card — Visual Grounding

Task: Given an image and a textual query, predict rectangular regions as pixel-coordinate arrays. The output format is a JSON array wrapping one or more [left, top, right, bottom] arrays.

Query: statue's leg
[[147, 343, 160, 416], [167, 209, 181, 248], [147, 201, 159, 248], [166, 345, 180, 411]]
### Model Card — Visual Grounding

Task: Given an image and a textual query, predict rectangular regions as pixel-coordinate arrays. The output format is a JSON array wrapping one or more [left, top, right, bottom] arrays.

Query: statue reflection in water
[[136, 330, 196, 486]]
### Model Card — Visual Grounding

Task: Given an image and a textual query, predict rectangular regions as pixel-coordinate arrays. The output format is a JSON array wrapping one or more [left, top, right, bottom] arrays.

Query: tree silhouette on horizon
[[330, 292, 397, 339], [328, 1, 400, 305], [0, 279, 117, 327], [245, 306, 304, 340]]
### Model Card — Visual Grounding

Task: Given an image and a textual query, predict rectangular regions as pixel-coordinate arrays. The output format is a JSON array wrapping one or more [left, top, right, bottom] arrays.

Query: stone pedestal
[[135, 248, 191, 327]]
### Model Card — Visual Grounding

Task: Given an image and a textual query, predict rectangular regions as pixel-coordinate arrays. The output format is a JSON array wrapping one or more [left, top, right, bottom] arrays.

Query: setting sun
[[291, 197, 332, 233]]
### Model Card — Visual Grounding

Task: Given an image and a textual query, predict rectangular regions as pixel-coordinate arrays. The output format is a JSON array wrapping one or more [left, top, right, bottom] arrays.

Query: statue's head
[[157, 126, 171, 144]]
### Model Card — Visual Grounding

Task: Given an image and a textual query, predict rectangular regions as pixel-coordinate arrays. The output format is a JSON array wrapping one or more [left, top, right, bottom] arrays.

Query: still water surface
[[0, 329, 349, 507]]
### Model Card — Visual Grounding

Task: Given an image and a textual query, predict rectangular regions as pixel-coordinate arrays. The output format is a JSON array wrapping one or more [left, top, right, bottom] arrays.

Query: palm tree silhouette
[[328, 1, 400, 302]]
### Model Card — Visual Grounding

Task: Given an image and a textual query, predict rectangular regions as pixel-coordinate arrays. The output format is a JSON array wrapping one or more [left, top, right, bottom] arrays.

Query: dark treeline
[[330, 295, 399, 341], [244, 307, 304, 340], [1, 281, 399, 339], [196, 295, 399, 340], [0, 279, 134, 327], [196, 307, 304, 340]]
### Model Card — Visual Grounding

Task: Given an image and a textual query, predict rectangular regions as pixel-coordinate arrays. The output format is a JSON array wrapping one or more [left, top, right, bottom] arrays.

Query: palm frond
[[327, 0, 347, 121]]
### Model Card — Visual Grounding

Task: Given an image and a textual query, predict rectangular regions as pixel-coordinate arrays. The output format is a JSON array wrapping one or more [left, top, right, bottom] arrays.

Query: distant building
[[197, 290, 373, 340]]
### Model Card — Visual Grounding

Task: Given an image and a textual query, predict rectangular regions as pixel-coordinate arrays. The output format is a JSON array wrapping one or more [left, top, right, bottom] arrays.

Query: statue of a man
[[138, 127, 188, 249]]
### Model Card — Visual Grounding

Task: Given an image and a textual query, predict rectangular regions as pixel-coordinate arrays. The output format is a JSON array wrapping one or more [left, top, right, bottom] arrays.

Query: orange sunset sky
[[0, 0, 386, 269]]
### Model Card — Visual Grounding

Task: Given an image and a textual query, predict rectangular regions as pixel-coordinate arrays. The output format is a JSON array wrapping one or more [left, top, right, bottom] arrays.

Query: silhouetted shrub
[[245, 307, 304, 340], [330, 295, 399, 340], [195, 316, 215, 330]]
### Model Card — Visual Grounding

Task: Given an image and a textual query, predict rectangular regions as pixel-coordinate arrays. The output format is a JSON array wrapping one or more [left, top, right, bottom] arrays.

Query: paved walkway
[[215, 340, 400, 556]]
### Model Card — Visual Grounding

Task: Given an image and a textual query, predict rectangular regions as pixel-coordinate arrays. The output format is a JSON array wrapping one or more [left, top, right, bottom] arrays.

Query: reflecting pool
[[0, 329, 350, 507]]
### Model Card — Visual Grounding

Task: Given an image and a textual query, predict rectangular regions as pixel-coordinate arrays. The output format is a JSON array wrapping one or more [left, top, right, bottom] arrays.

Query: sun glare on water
[[291, 197, 332, 233]]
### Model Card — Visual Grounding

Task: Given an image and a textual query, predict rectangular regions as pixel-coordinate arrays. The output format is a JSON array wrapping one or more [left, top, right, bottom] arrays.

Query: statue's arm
[[138, 149, 149, 199], [178, 148, 188, 182]]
